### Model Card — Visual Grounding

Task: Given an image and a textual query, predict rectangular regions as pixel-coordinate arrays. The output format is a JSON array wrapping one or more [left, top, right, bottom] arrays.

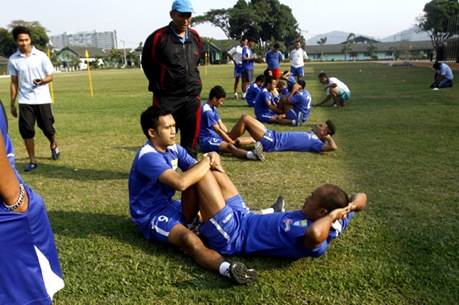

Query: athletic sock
[[246, 151, 256, 160], [219, 262, 232, 278], [292, 120, 296, 125], [260, 207, 274, 214]]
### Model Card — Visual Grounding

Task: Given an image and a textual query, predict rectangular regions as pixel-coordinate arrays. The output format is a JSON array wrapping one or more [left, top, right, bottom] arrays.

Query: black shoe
[[229, 262, 257, 285], [271, 196, 285, 212]]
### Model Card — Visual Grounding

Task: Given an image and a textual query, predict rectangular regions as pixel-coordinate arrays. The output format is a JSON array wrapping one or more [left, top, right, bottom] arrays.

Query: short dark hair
[[433, 61, 441, 70], [12, 26, 31, 41], [318, 72, 328, 79], [297, 79, 306, 89], [209, 85, 226, 100], [273, 43, 280, 49], [264, 75, 274, 85], [248, 37, 256, 43], [140, 105, 172, 139], [319, 184, 350, 212], [255, 75, 265, 83], [326, 120, 336, 136]]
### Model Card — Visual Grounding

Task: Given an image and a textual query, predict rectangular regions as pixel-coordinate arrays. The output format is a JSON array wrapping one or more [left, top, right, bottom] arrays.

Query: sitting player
[[199, 86, 265, 161]]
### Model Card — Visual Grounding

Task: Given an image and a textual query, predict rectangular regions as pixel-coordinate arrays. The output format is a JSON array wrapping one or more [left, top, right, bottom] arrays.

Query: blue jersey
[[260, 130, 324, 152], [129, 142, 196, 239], [241, 210, 355, 258], [1, 103, 64, 304], [245, 82, 262, 107], [242, 46, 254, 70], [290, 89, 312, 121], [265, 50, 282, 69], [199, 102, 220, 144], [254, 88, 273, 120]]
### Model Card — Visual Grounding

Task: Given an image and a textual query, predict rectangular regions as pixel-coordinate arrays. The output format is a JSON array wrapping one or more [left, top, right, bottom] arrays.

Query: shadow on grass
[[48, 210, 296, 289], [16, 162, 129, 180]]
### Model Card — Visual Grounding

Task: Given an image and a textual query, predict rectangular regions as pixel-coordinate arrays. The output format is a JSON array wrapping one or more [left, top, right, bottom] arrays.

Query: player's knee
[[178, 230, 204, 255]]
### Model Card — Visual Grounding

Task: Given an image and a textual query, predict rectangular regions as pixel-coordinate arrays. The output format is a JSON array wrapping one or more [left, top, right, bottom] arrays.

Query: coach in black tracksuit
[[141, 0, 202, 158]]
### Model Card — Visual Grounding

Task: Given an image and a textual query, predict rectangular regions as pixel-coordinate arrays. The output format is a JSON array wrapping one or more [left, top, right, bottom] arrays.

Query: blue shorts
[[199, 137, 223, 153], [234, 64, 243, 78], [286, 109, 298, 121], [256, 111, 276, 123], [199, 195, 250, 255], [259, 129, 276, 152], [290, 66, 304, 77], [338, 90, 351, 100], [149, 200, 186, 243]]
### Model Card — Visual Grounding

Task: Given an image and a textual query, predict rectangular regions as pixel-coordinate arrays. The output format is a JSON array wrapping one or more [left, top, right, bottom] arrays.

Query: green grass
[[0, 62, 458, 305]]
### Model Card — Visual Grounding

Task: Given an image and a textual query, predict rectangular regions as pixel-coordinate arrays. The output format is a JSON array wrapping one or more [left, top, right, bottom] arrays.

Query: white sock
[[246, 151, 256, 160], [260, 207, 274, 214], [242, 93, 246, 98], [292, 120, 296, 125], [219, 262, 231, 278]]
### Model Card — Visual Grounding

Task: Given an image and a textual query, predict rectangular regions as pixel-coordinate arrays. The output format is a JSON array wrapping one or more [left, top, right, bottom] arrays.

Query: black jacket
[[142, 23, 202, 97]]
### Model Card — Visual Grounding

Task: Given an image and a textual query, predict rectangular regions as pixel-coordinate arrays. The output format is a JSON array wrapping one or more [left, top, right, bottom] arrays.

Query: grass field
[[0, 61, 458, 305]]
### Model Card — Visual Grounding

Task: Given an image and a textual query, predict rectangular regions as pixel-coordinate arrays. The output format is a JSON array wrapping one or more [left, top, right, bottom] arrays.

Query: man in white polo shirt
[[290, 41, 308, 81], [8, 26, 60, 172]]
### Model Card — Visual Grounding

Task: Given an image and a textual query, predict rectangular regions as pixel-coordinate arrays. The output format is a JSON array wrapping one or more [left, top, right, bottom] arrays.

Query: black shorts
[[19, 104, 56, 139]]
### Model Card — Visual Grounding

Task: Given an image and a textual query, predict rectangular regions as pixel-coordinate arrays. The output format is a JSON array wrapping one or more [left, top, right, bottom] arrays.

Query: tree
[[317, 37, 327, 61], [0, 20, 50, 57], [367, 43, 378, 60], [8, 20, 50, 52], [193, 0, 302, 51], [342, 33, 355, 61], [416, 0, 459, 59], [0, 28, 16, 57]]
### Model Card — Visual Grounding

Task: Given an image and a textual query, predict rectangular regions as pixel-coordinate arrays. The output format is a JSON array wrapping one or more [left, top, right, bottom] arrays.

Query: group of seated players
[[199, 71, 336, 162]]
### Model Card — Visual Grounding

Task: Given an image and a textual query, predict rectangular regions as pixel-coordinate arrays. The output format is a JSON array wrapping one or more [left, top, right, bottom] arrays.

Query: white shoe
[[253, 142, 265, 161]]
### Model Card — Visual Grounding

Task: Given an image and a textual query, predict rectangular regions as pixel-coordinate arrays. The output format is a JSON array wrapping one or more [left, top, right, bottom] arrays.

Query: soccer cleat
[[24, 162, 38, 172], [271, 195, 285, 212], [229, 262, 257, 285], [51, 145, 60, 160], [234, 93, 238, 100], [296, 112, 304, 126], [253, 141, 265, 161]]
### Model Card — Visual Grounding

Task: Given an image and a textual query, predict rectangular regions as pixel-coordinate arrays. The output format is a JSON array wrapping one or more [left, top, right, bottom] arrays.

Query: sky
[[1, 0, 428, 48]]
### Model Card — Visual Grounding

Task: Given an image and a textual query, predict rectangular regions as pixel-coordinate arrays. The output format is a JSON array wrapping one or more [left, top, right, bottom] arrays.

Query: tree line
[[1, 0, 459, 64]]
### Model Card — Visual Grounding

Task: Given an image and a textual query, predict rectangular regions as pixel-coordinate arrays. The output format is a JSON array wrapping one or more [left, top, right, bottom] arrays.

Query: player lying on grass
[[199, 86, 265, 161], [0, 100, 64, 304], [186, 164, 367, 258], [129, 105, 284, 285], [226, 114, 337, 153]]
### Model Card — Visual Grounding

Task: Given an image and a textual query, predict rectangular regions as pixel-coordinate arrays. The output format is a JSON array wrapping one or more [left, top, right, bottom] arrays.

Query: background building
[[50, 30, 117, 50]]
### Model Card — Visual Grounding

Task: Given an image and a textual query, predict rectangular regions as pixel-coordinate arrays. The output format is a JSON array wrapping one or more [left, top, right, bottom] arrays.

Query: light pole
[[121, 40, 127, 67]]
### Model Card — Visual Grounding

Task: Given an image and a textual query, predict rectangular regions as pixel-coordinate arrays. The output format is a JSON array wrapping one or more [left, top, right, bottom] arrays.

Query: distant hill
[[380, 28, 430, 42], [306, 28, 430, 46]]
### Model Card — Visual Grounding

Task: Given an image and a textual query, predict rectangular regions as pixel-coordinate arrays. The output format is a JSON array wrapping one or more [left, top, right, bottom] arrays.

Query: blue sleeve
[[202, 107, 219, 129], [177, 145, 197, 171], [137, 153, 171, 183]]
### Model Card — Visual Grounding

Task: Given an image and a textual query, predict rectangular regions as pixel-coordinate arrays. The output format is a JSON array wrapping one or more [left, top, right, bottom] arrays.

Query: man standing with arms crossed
[[141, 0, 202, 158], [8, 26, 60, 172], [227, 38, 247, 100]]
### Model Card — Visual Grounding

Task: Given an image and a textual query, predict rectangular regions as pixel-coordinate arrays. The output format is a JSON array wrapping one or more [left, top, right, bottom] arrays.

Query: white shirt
[[7, 46, 54, 105], [290, 48, 308, 68], [326, 77, 350, 94], [227, 44, 244, 65]]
